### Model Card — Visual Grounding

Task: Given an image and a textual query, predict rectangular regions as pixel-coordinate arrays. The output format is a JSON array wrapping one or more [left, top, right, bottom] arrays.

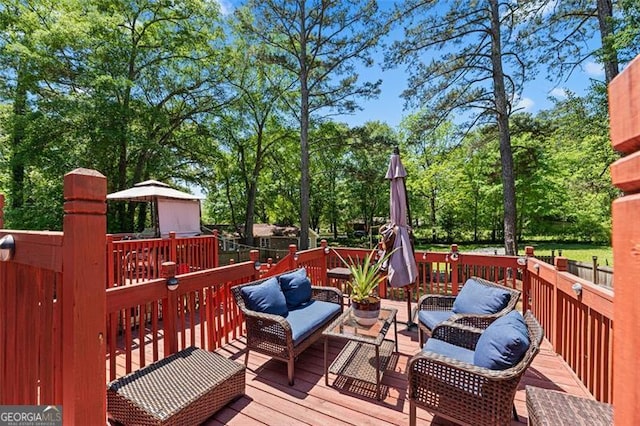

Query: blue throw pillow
[[240, 277, 288, 316], [452, 278, 511, 314], [279, 268, 312, 308], [473, 310, 530, 370]]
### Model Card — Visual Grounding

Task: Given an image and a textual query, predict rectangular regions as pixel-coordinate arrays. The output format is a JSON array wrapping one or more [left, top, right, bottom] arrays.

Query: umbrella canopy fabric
[[385, 153, 418, 288], [106, 180, 204, 202]]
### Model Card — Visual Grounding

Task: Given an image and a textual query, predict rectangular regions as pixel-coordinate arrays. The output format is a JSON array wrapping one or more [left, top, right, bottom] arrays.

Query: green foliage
[[0, 0, 625, 250], [237, 0, 389, 249]]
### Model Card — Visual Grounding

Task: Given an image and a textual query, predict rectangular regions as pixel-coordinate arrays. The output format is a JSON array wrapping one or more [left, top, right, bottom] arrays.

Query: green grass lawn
[[414, 242, 613, 266], [524, 242, 613, 267], [326, 236, 614, 266]]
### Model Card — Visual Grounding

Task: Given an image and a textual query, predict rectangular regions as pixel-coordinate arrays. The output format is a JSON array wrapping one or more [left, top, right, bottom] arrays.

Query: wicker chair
[[408, 310, 544, 426], [231, 273, 343, 385], [416, 276, 521, 346]]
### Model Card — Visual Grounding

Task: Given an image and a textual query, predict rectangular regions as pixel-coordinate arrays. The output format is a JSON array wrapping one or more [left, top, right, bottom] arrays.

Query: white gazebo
[[107, 180, 204, 238]]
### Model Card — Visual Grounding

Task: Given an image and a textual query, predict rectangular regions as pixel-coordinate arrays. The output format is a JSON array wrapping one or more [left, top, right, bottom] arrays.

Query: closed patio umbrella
[[384, 147, 419, 329]]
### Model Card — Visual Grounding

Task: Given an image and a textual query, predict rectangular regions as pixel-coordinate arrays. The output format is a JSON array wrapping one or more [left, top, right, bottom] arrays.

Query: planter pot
[[351, 297, 381, 326]]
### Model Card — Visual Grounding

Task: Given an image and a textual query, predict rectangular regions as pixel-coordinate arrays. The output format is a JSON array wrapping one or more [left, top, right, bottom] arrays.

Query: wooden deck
[[189, 300, 593, 426]]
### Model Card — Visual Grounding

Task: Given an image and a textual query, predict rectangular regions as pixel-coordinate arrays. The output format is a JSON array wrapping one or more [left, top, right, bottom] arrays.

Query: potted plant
[[337, 248, 395, 326]]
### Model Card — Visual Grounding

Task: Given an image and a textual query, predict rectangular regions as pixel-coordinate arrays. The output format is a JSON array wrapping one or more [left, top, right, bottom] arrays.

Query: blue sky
[[217, 0, 607, 129], [341, 59, 606, 129]]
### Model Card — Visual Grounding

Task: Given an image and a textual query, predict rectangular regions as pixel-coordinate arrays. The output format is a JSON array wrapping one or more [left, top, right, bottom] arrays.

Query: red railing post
[[609, 55, 640, 420], [213, 229, 219, 267], [169, 231, 177, 264], [450, 244, 459, 294], [61, 168, 106, 426], [523, 246, 534, 312], [106, 235, 115, 288], [289, 244, 297, 270], [250, 250, 260, 280], [162, 261, 178, 356], [553, 257, 568, 352], [320, 239, 329, 285]]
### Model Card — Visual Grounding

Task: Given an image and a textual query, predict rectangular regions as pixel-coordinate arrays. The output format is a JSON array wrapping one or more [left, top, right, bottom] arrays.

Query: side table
[[323, 307, 398, 400]]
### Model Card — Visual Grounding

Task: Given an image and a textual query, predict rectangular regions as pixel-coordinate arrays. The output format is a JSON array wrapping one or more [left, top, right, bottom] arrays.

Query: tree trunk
[[596, 0, 619, 84], [430, 188, 437, 242], [10, 62, 27, 210], [473, 190, 479, 242], [489, 0, 518, 255], [298, 3, 310, 250], [244, 180, 257, 247]]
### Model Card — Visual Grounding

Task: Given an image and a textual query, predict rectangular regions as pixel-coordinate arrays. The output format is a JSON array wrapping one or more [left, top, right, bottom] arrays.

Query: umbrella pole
[[405, 283, 417, 330]]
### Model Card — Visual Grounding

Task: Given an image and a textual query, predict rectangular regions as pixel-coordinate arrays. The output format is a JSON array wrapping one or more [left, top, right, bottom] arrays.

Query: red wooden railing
[[0, 169, 107, 426], [609, 53, 640, 422], [0, 231, 64, 405], [527, 257, 614, 403], [105, 251, 261, 380], [106, 231, 219, 286], [317, 243, 524, 302]]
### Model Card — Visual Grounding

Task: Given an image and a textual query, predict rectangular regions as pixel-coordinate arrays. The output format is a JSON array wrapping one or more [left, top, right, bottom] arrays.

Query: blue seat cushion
[[286, 300, 341, 346], [240, 277, 288, 316], [452, 278, 511, 314], [418, 310, 453, 330], [474, 310, 530, 370], [279, 268, 312, 308], [423, 338, 475, 365]]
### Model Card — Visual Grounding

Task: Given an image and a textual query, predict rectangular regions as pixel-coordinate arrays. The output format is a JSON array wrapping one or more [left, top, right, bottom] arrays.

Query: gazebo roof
[[106, 180, 204, 202]]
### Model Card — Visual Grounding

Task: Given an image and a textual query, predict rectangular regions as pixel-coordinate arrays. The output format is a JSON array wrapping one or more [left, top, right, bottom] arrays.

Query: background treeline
[[0, 1, 636, 247]]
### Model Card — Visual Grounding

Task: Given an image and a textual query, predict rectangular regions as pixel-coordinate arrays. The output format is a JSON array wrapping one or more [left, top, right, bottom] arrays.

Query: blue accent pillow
[[279, 268, 312, 308], [240, 277, 288, 316], [452, 278, 511, 314], [473, 310, 530, 370]]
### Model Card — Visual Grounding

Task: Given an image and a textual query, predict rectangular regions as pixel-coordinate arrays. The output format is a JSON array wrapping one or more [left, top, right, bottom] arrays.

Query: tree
[[343, 122, 396, 240], [216, 31, 296, 246], [388, 0, 532, 254], [236, 0, 388, 249], [539, 90, 618, 241], [614, 0, 640, 63], [0, 0, 96, 228], [400, 114, 460, 242], [62, 0, 231, 232], [522, 0, 620, 84], [308, 121, 349, 238]]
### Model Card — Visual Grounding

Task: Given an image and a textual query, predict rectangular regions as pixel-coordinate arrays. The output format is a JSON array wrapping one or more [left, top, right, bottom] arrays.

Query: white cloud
[[214, 0, 234, 15], [584, 61, 605, 77], [515, 97, 535, 111], [549, 88, 568, 99]]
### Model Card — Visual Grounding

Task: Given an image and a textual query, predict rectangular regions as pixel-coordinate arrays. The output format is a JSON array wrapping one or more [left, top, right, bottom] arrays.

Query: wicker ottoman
[[526, 385, 612, 426], [108, 347, 246, 426]]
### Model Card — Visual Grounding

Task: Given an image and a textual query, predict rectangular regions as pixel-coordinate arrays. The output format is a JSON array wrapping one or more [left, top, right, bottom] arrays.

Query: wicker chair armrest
[[311, 286, 343, 306], [430, 322, 482, 350], [242, 309, 292, 334], [417, 294, 456, 311], [408, 349, 526, 383]]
